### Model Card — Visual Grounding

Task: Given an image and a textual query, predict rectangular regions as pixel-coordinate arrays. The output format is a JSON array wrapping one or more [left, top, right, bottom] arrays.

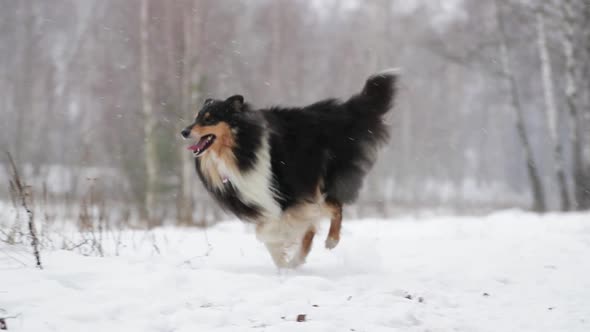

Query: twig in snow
[[0, 312, 22, 330], [60, 239, 90, 251]]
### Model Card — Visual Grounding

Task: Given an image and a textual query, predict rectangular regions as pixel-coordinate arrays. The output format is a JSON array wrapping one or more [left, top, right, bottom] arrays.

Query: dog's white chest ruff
[[206, 134, 281, 221]]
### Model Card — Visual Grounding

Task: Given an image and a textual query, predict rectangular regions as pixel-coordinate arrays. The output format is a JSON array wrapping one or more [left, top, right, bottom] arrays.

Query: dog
[[181, 69, 397, 268]]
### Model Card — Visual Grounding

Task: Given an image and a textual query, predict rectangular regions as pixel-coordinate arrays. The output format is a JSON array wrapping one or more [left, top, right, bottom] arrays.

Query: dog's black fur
[[181, 70, 397, 222]]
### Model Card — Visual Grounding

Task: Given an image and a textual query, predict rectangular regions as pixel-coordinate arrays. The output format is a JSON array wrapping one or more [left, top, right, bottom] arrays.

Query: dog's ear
[[203, 98, 213, 106], [226, 95, 244, 112]]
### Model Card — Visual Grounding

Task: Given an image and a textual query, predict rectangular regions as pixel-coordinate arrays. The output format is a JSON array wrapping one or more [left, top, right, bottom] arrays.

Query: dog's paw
[[325, 236, 339, 250]]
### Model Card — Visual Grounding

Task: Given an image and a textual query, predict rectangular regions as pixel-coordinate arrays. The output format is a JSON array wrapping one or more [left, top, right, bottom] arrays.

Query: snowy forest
[[1, 0, 590, 224], [2, 1, 590, 331]]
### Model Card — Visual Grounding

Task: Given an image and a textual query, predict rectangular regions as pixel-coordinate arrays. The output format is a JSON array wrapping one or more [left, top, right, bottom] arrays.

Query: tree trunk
[[495, 0, 546, 212], [14, 1, 36, 169], [177, 0, 201, 225], [536, 5, 571, 211], [140, 0, 158, 225], [561, 0, 590, 209], [270, 0, 282, 97]]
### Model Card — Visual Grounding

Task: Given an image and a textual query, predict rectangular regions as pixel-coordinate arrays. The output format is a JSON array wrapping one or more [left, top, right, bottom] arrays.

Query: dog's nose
[[181, 128, 191, 139]]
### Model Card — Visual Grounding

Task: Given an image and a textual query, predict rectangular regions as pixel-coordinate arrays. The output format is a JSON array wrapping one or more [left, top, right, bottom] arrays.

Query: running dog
[[181, 69, 397, 268]]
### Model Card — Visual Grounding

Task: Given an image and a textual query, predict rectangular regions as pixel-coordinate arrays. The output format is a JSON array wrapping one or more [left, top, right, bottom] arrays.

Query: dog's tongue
[[187, 138, 208, 152]]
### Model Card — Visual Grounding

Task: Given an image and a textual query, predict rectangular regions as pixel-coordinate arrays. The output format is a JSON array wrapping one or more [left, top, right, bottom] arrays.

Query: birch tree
[[140, 0, 158, 224], [178, 0, 203, 225], [495, 0, 546, 212], [14, 1, 37, 169], [535, 3, 570, 210], [560, 0, 590, 209], [271, 1, 281, 97]]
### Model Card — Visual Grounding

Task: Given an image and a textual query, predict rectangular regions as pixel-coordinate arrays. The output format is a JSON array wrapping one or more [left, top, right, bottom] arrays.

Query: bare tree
[[13, 1, 37, 169], [269, 0, 284, 97], [560, 0, 590, 209], [535, 3, 570, 210], [178, 0, 204, 225], [140, 0, 158, 224], [495, 0, 546, 212]]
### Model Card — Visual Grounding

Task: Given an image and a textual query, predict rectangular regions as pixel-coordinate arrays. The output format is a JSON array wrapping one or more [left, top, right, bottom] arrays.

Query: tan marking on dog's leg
[[325, 200, 342, 249], [287, 226, 316, 268], [300, 226, 315, 258]]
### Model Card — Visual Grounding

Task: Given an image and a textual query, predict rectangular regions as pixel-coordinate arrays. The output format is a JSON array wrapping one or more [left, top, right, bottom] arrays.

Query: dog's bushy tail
[[344, 68, 399, 145], [352, 68, 399, 117], [360, 69, 398, 114]]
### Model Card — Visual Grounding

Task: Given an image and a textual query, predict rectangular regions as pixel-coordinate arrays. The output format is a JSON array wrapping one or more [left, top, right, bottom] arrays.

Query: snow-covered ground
[[1, 211, 590, 331]]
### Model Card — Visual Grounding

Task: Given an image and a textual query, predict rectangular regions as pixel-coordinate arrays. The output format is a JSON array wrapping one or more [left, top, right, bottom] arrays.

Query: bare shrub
[[5, 152, 42, 269]]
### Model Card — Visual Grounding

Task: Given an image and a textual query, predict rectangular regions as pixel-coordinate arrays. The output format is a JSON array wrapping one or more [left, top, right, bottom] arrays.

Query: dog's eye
[[203, 116, 214, 125]]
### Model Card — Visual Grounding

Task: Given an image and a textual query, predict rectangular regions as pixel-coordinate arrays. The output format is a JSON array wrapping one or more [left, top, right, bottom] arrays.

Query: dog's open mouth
[[187, 134, 216, 157]]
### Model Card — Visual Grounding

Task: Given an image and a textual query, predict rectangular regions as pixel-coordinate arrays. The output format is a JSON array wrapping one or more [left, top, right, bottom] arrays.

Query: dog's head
[[181, 95, 245, 158]]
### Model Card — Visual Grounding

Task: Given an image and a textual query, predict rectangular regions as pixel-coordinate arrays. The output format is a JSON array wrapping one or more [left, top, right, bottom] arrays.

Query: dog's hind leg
[[325, 199, 342, 249]]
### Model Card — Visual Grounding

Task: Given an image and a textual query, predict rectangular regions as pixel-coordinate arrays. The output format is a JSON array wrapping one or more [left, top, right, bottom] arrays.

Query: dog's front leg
[[264, 242, 290, 268], [256, 222, 290, 268]]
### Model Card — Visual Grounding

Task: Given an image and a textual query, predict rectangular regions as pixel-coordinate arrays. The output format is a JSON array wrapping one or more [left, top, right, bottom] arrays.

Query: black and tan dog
[[181, 69, 397, 268]]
